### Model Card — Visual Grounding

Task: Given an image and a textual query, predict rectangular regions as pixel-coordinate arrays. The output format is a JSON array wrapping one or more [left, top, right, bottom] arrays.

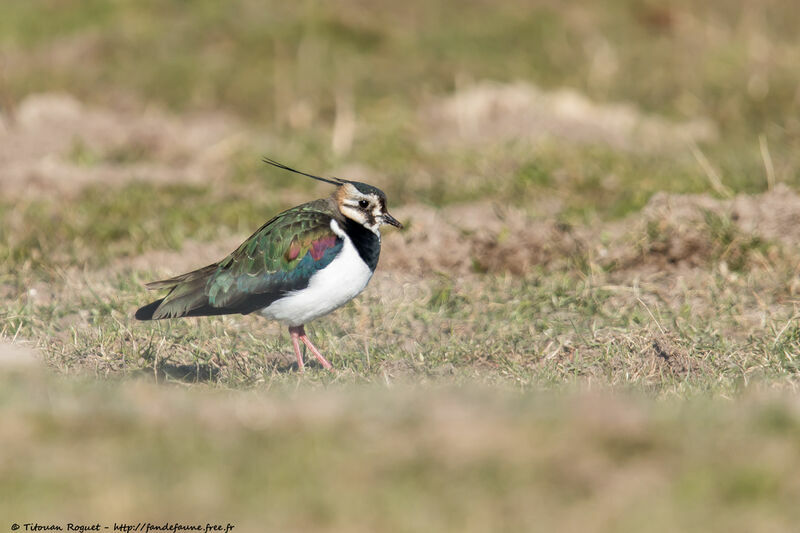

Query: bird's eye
[[358, 199, 369, 209]]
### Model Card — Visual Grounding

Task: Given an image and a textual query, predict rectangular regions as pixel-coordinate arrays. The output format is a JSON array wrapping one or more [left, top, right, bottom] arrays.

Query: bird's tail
[[135, 298, 165, 320], [135, 264, 227, 320]]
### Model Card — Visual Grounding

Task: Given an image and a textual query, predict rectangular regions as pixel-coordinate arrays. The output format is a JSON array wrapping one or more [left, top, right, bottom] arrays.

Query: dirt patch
[[611, 185, 800, 272], [422, 81, 717, 152], [729, 184, 800, 246], [0, 93, 243, 198], [106, 184, 800, 282], [383, 203, 587, 276], [648, 334, 697, 378], [387, 185, 800, 278]]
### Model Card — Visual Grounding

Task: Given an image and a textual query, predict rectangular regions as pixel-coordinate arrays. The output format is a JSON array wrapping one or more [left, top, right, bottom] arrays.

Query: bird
[[135, 157, 402, 372]]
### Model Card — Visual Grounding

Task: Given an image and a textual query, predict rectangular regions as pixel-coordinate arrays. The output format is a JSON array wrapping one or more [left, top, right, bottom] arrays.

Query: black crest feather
[[262, 157, 346, 186]]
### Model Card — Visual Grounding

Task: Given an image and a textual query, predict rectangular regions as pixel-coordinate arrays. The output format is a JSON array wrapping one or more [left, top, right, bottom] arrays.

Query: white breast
[[260, 219, 375, 326]]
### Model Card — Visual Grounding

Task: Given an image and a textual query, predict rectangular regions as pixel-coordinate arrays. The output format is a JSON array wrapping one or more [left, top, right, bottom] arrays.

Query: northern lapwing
[[135, 158, 402, 371]]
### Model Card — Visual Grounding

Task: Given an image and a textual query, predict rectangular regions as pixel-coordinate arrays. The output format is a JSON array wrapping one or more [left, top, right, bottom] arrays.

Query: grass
[[3, 0, 800, 530], [3, 0, 800, 211], [3, 1, 799, 134], [1, 182, 282, 270], [5, 256, 799, 394], [2, 373, 800, 531]]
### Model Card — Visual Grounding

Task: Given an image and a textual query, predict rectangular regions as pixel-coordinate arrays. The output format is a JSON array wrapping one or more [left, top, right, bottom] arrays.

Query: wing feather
[[136, 199, 343, 320]]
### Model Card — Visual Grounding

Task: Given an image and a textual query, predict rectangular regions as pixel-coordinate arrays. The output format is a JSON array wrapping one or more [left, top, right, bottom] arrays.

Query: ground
[[2, 1, 800, 531]]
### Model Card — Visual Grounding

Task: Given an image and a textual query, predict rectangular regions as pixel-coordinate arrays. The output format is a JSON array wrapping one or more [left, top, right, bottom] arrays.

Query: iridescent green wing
[[204, 200, 342, 311], [146, 199, 342, 319]]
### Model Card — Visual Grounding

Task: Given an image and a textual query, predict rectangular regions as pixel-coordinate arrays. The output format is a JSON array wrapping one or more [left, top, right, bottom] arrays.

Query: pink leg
[[289, 326, 305, 372], [294, 325, 333, 371]]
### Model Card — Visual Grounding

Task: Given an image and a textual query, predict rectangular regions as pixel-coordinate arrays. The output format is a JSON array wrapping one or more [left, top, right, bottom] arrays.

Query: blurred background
[[3, 1, 800, 531]]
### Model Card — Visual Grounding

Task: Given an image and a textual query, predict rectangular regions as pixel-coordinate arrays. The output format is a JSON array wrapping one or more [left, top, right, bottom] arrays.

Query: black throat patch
[[342, 218, 381, 271]]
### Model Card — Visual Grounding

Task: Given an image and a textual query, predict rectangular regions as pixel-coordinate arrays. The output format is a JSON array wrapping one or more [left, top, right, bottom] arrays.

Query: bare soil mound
[[383, 203, 586, 276], [384, 185, 800, 277], [422, 81, 717, 152], [0, 93, 242, 198], [620, 184, 800, 270]]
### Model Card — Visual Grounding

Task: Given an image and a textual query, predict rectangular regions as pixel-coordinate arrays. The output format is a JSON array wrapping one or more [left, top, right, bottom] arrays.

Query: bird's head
[[263, 157, 402, 235], [334, 181, 402, 234]]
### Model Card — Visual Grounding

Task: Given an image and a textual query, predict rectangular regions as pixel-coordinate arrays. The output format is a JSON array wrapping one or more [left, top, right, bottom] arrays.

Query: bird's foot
[[289, 325, 333, 372], [289, 326, 305, 372]]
